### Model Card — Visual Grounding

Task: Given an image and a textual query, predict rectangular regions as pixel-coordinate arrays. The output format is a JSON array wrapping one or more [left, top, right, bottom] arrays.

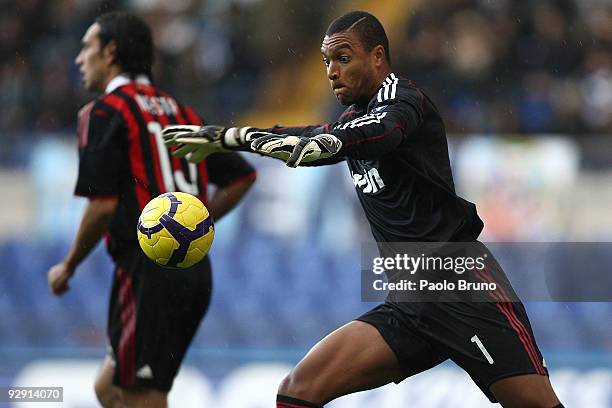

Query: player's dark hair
[[326, 11, 390, 64], [95, 12, 154, 79]]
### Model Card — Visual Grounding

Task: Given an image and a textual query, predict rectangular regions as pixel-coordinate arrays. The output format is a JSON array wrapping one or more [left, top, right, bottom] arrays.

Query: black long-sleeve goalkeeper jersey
[[265, 73, 483, 243]]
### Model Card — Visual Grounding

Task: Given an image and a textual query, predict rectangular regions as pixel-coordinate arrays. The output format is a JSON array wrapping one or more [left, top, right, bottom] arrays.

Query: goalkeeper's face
[[75, 23, 113, 93], [321, 30, 385, 107]]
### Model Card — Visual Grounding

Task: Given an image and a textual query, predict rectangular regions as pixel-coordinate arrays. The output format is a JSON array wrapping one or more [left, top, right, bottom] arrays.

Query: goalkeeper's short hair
[[326, 11, 390, 65]]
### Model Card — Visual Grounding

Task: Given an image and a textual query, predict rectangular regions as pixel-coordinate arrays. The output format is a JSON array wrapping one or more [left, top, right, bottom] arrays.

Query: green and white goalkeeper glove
[[162, 125, 253, 163], [250, 133, 342, 167]]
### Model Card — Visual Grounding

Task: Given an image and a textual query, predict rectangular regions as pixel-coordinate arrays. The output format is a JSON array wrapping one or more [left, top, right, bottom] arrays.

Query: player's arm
[[253, 98, 423, 167], [48, 101, 124, 296], [48, 198, 117, 295], [205, 152, 256, 221], [161, 122, 345, 166]]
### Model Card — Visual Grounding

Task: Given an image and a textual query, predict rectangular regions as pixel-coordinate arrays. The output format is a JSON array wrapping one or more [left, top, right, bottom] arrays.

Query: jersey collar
[[105, 74, 151, 94]]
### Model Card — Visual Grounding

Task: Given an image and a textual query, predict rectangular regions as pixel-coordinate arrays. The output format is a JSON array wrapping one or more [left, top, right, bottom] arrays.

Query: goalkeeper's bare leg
[[277, 321, 403, 406], [277, 320, 561, 407]]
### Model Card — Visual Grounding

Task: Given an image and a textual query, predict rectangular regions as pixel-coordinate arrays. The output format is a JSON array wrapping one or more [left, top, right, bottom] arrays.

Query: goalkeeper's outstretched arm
[[163, 100, 417, 167], [252, 97, 423, 167], [163, 93, 421, 167], [162, 124, 345, 166]]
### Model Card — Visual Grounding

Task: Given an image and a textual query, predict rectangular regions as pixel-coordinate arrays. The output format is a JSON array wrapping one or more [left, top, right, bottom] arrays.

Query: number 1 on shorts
[[471, 335, 494, 364]]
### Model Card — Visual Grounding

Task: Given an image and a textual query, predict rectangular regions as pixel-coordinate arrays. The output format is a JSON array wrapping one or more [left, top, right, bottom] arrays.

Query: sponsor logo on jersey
[[352, 166, 385, 194]]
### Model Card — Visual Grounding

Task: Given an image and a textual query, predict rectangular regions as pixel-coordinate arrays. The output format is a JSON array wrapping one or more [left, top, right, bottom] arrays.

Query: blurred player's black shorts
[[107, 246, 212, 392], [357, 299, 548, 402]]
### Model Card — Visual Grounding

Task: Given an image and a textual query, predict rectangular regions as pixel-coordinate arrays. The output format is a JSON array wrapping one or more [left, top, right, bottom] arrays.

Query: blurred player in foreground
[[47, 12, 255, 408], [163, 10, 564, 408]]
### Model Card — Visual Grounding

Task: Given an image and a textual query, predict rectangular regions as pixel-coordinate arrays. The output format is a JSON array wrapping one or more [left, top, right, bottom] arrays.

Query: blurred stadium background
[[1, 0, 612, 406]]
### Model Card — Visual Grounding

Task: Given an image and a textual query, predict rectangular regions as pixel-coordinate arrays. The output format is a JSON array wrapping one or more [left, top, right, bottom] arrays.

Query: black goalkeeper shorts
[[107, 246, 212, 392], [357, 299, 548, 402]]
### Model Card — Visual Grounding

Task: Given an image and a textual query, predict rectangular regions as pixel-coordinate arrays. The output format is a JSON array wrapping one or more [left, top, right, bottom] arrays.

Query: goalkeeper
[[164, 10, 563, 408]]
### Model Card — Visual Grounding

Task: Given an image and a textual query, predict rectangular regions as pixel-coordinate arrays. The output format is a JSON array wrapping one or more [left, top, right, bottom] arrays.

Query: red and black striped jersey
[[75, 78, 255, 256]]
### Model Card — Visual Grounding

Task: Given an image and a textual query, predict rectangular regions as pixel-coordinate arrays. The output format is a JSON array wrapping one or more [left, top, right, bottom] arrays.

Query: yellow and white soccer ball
[[137, 192, 214, 268]]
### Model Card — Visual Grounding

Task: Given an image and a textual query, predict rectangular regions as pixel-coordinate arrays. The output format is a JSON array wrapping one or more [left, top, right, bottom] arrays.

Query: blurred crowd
[[0, 0, 611, 137], [399, 0, 612, 134], [0, 0, 327, 136]]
